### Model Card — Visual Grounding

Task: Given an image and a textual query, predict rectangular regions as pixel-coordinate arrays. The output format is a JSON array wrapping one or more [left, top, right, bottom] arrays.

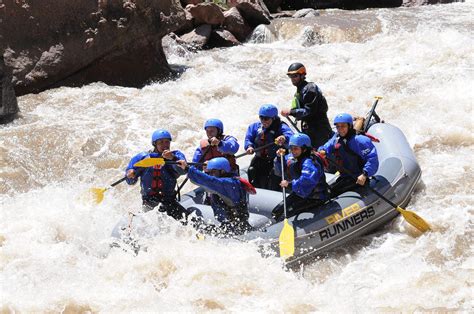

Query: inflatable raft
[[111, 119, 421, 266]]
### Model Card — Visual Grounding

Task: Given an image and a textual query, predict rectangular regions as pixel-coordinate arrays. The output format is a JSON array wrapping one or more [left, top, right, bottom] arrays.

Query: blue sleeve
[[218, 135, 239, 154], [187, 167, 241, 204], [125, 152, 149, 185], [291, 159, 320, 198], [280, 123, 294, 146], [353, 136, 379, 176], [192, 147, 202, 163], [318, 134, 337, 155], [244, 123, 258, 150]]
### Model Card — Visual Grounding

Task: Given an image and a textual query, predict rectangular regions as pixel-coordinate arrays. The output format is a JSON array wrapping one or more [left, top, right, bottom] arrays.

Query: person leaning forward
[[125, 129, 188, 221], [281, 62, 333, 148], [318, 113, 379, 198], [244, 104, 293, 191], [178, 157, 256, 235], [272, 133, 329, 220]]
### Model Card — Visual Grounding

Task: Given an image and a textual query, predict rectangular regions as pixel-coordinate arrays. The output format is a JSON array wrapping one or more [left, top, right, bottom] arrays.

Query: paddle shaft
[[167, 161, 202, 166], [363, 97, 382, 132], [235, 141, 276, 158], [285, 116, 302, 133], [110, 176, 127, 188], [280, 153, 288, 218]]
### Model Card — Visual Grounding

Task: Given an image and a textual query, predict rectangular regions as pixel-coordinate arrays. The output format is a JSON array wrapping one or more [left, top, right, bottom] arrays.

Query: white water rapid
[[1, 2, 473, 312]]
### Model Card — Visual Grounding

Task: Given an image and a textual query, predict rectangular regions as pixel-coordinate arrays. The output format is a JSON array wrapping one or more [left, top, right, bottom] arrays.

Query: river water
[[1, 2, 473, 312]]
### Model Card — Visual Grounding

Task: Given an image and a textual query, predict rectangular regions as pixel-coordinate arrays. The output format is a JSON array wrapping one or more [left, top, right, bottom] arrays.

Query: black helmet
[[287, 62, 306, 76]]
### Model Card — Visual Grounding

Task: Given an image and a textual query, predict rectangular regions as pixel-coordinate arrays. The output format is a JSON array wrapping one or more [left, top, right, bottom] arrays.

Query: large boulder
[[223, 7, 253, 42], [2, 0, 186, 96], [208, 29, 241, 48], [228, 0, 271, 27], [0, 56, 19, 123], [180, 24, 212, 50], [187, 3, 225, 26]]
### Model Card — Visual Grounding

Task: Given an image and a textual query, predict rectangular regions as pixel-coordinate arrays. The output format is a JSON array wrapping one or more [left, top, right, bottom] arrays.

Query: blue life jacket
[[275, 153, 329, 200], [319, 132, 379, 178], [125, 150, 186, 202], [244, 117, 293, 160]]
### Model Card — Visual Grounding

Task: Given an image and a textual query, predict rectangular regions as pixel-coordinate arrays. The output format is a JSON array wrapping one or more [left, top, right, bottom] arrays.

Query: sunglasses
[[287, 74, 299, 78], [259, 116, 272, 121]]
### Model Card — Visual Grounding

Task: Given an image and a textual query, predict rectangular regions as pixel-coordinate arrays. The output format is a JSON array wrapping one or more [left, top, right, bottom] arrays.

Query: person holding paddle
[[125, 129, 188, 221], [193, 118, 240, 174], [272, 133, 329, 220], [281, 62, 333, 148], [178, 157, 256, 235], [318, 113, 379, 197], [244, 104, 293, 191]]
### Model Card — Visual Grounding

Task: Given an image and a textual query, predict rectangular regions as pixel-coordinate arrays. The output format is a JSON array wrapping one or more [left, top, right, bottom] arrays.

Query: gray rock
[[0, 56, 19, 123], [2, 0, 186, 96], [293, 8, 320, 18]]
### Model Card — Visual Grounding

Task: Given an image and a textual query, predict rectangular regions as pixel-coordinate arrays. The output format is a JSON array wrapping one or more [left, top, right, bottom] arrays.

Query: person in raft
[[125, 129, 188, 221], [318, 113, 379, 197], [272, 133, 329, 220], [244, 104, 293, 191], [178, 157, 256, 235]]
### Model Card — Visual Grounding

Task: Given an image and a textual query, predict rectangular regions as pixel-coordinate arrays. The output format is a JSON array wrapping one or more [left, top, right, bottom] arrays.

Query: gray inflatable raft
[[111, 122, 421, 266]]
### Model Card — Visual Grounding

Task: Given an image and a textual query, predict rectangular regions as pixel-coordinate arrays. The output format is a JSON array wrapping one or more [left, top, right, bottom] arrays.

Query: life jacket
[[254, 118, 287, 159], [145, 150, 180, 200], [149, 165, 165, 198], [286, 154, 329, 200], [199, 135, 238, 173], [334, 134, 365, 175]]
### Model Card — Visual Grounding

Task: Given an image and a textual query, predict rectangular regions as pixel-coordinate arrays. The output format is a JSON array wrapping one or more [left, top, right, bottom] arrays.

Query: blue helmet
[[206, 157, 231, 173], [289, 133, 312, 148], [333, 113, 353, 126], [151, 129, 172, 145], [258, 104, 278, 118], [204, 118, 224, 133]]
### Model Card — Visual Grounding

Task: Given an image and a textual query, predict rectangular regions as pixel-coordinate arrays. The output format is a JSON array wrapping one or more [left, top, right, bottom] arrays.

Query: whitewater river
[[1, 2, 472, 312]]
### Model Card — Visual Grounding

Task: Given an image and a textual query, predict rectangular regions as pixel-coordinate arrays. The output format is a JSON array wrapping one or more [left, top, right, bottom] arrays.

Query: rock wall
[[2, 0, 186, 96], [0, 55, 19, 123]]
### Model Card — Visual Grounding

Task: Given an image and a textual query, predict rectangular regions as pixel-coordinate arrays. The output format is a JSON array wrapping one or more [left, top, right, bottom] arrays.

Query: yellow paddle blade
[[396, 206, 431, 233], [279, 218, 295, 258], [89, 187, 107, 204], [133, 158, 165, 168]]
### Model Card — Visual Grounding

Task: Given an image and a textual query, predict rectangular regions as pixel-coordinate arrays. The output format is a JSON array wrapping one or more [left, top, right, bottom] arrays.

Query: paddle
[[363, 96, 383, 132], [90, 177, 127, 204], [133, 158, 202, 168], [285, 116, 301, 133], [90, 158, 201, 204], [235, 141, 276, 158], [278, 153, 295, 258], [324, 157, 430, 233]]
